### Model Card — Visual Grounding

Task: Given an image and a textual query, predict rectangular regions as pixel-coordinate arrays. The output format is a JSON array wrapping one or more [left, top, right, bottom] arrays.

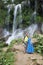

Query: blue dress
[[26, 38, 34, 53]]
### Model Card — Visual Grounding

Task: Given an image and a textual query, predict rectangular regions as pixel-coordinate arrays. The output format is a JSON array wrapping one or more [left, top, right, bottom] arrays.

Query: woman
[[23, 32, 28, 48], [23, 32, 34, 54], [26, 38, 34, 54]]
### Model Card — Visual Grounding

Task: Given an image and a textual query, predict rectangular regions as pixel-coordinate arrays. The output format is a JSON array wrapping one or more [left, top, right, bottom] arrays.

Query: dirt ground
[[13, 44, 43, 65]]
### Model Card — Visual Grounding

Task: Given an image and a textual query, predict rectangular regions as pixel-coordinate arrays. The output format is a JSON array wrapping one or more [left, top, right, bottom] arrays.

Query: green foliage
[[0, 41, 7, 48], [37, 0, 43, 16], [11, 38, 22, 44], [35, 16, 43, 23], [0, 40, 15, 65], [7, 40, 16, 52], [16, 38, 22, 44], [33, 34, 43, 55], [0, 0, 7, 27], [7, 38, 22, 52], [14, 0, 23, 4], [0, 41, 7, 52], [22, 4, 33, 28], [0, 52, 15, 65], [6, 39, 22, 52], [0, 0, 43, 28]]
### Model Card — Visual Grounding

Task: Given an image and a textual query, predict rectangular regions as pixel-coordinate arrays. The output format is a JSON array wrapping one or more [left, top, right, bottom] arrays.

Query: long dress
[[26, 38, 34, 53]]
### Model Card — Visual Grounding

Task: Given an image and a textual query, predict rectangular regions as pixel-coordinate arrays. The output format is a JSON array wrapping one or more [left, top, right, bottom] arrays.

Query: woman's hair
[[24, 30, 29, 37]]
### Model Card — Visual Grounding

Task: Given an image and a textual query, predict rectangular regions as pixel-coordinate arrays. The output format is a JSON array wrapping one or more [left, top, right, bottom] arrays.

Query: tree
[[0, 0, 7, 27]]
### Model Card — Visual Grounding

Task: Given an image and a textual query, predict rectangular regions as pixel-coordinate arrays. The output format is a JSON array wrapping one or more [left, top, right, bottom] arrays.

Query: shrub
[[33, 34, 43, 55]]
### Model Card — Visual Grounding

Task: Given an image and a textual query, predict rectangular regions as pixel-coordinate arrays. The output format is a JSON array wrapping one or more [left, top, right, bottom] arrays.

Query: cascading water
[[3, 0, 8, 3], [28, 0, 38, 37], [3, 4, 15, 37], [12, 0, 14, 3], [24, 24, 38, 37], [30, 11, 36, 23], [27, 24, 38, 37], [13, 4, 22, 33], [6, 4, 23, 45], [3, 5, 12, 37], [6, 24, 38, 45], [30, 0, 37, 23], [6, 1, 38, 45], [3, 29, 10, 37], [6, 5, 12, 30], [6, 29, 24, 45]]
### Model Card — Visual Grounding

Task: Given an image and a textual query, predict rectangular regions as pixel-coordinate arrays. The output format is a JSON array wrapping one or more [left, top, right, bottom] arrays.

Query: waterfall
[[12, 0, 14, 3], [6, 4, 22, 45], [35, 0, 37, 11], [6, 29, 24, 45], [3, 5, 12, 37], [5, 5, 12, 31], [30, 11, 36, 23], [2, 0, 7, 3], [28, 24, 38, 37], [3, 29, 10, 37], [13, 4, 22, 33], [24, 24, 38, 37], [5, 1, 38, 45], [28, 1, 38, 37], [6, 23, 38, 45], [30, 0, 37, 23]]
